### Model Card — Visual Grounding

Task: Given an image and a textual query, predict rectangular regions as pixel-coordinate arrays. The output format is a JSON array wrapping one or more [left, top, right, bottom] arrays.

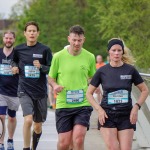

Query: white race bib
[[66, 89, 84, 104], [0, 64, 13, 76], [108, 90, 128, 104], [24, 65, 40, 78]]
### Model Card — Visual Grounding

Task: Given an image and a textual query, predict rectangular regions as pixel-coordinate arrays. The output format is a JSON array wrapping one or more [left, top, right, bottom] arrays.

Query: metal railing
[[132, 73, 150, 148], [140, 73, 150, 77]]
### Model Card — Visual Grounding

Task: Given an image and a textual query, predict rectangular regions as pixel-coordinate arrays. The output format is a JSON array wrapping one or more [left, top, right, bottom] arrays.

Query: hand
[[130, 105, 138, 124], [11, 67, 19, 74], [53, 85, 64, 94], [98, 108, 108, 125], [33, 60, 41, 69]]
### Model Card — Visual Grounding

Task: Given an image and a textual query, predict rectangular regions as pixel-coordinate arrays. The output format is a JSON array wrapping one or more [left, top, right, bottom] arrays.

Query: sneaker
[[48, 105, 53, 109], [7, 142, 14, 150], [0, 144, 5, 150]]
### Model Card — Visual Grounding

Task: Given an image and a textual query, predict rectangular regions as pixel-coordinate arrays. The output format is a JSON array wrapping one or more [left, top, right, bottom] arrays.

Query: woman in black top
[[86, 38, 149, 150]]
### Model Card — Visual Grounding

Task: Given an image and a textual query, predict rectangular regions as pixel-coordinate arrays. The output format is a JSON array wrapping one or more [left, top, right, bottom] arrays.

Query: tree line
[[4, 0, 150, 69]]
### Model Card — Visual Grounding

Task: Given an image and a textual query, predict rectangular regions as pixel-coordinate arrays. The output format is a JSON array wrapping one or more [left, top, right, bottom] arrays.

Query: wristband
[[135, 103, 141, 110]]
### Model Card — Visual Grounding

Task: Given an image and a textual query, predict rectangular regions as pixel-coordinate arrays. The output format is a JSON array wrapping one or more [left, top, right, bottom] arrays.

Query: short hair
[[3, 31, 16, 38], [69, 25, 84, 35], [24, 21, 39, 31]]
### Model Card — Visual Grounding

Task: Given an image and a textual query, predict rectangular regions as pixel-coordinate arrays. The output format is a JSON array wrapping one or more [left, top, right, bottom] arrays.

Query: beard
[[4, 43, 13, 48]]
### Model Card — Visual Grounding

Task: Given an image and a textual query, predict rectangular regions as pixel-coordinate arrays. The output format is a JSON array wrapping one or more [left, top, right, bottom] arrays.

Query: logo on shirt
[[80, 65, 87, 70], [33, 54, 43, 58], [2, 59, 11, 64], [120, 75, 132, 79]]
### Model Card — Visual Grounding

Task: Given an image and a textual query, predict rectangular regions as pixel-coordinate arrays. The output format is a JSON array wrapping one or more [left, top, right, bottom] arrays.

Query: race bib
[[108, 90, 128, 104], [66, 89, 84, 104], [24, 65, 40, 78], [0, 64, 13, 76]]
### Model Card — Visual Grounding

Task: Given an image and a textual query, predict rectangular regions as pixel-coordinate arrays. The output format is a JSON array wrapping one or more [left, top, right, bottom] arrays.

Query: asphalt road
[[3, 106, 148, 150]]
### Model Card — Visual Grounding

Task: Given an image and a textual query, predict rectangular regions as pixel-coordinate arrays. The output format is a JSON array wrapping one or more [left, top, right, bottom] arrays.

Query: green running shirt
[[49, 48, 96, 109]]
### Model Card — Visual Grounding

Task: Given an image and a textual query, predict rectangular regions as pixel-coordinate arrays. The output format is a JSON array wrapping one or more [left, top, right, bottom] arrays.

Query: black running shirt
[[0, 48, 18, 97], [12, 42, 52, 99], [90, 63, 143, 111]]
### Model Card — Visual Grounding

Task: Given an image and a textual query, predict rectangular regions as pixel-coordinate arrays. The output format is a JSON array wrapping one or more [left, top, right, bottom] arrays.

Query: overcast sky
[[0, 0, 19, 19]]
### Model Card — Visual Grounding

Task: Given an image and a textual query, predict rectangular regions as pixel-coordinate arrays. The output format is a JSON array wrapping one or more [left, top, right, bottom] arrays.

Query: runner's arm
[[48, 76, 64, 94]]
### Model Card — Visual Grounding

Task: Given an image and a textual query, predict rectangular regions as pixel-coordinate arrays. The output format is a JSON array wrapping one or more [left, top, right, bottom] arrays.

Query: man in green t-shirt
[[48, 25, 96, 150]]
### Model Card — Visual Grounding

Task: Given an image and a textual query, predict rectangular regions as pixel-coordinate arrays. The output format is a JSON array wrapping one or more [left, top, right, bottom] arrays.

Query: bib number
[[0, 64, 13, 76], [108, 90, 128, 104], [66, 89, 84, 104], [24, 66, 40, 78]]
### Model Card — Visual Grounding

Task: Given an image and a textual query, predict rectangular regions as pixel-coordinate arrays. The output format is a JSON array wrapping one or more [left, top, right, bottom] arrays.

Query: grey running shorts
[[19, 93, 48, 123], [0, 94, 20, 111]]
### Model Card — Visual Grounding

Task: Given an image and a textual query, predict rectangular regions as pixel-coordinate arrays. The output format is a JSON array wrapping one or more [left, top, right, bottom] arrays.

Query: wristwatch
[[135, 103, 141, 110]]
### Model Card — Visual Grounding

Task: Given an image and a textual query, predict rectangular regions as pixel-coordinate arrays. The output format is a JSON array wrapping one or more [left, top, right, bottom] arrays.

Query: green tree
[[94, 0, 150, 68], [10, 0, 106, 58], [10, 0, 150, 68]]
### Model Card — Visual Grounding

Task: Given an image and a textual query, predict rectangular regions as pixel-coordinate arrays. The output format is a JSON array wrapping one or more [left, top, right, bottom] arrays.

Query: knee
[[33, 123, 42, 133], [105, 141, 119, 150], [0, 115, 5, 120], [0, 115, 6, 125], [74, 136, 84, 147], [58, 139, 70, 150], [8, 116, 16, 123], [24, 116, 33, 127]]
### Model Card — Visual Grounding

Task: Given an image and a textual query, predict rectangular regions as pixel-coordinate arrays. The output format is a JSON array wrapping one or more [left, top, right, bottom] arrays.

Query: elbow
[[144, 85, 149, 96], [47, 76, 51, 85], [86, 91, 93, 102], [86, 92, 89, 100], [86, 91, 89, 100], [142, 88, 149, 101], [146, 88, 149, 97]]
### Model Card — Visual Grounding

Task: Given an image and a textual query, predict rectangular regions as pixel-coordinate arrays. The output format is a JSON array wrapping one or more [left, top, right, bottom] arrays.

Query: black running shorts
[[56, 106, 93, 133], [98, 109, 136, 131]]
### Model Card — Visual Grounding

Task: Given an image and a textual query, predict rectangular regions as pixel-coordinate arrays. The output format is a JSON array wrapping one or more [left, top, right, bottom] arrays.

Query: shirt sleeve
[[90, 69, 101, 88], [88, 54, 96, 78], [10, 49, 19, 67], [48, 53, 59, 79], [132, 68, 143, 86], [40, 48, 53, 74]]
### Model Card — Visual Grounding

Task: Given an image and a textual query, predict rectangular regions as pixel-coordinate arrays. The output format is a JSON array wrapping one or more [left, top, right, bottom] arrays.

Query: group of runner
[[0, 21, 149, 150]]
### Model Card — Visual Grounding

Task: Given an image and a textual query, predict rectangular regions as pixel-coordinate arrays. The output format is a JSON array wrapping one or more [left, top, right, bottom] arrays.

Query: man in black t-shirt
[[0, 31, 19, 150], [11, 21, 52, 150]]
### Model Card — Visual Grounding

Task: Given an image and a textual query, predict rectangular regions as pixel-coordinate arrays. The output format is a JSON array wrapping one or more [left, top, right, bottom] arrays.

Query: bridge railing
[[132, 73, 150, 148]]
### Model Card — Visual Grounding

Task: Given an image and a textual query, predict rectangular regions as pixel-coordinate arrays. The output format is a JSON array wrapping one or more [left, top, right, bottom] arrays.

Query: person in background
[[86, 38, 149, 150], [96, 55, 105, 69], [47, 84, 56, 109], [95, 55, 105, 104], [11, 21, 52, 150], [0, 31, 19, 150], [48, 25, 96, 150], [95, 55, 106, 130], [104, 55, 110, 64]]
